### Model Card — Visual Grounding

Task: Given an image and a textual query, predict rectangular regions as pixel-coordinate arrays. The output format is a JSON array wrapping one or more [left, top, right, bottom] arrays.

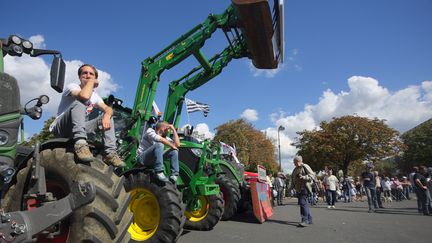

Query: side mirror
[[50, 56, 66, 93], [107, 95, 115, 106]]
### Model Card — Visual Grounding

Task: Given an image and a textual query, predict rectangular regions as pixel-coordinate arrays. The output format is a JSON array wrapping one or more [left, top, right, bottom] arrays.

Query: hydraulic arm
[[124, 0, 283, 167], [129, 6, 239, 141]]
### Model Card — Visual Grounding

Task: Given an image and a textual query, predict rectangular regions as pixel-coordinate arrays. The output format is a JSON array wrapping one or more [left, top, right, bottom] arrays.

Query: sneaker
[[169, 175, 178, 183], [327, 206, 332, 209], [298, 222, 308, 227], [156, 172, 169, 182], [104, 152, 126, 167], [74, 142, 94, 162], [331, 205, 335, 209]]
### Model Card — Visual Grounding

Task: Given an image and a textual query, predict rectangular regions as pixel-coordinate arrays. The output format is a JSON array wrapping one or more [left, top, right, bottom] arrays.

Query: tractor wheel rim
[[185, 196, 209, 222], [128, 188, 160, 241]]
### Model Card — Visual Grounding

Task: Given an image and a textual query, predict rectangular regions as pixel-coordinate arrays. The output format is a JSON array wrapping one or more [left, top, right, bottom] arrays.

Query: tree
[[214, 119, 278, 174], [22, 117, 55, 146], [293, 115, 403, 175], [399, 119, 432, 173]]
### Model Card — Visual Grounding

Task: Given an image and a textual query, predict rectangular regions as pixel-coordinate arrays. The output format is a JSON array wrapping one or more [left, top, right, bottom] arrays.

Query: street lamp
[[277, 125, 285, 171]]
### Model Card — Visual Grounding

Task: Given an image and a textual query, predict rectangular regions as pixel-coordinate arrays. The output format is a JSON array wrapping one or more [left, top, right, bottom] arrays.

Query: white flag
[[185, 98, 210, 117]]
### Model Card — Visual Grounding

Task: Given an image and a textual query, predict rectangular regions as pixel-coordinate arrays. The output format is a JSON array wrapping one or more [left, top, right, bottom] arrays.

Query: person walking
[[274, 172, 285, 205], [324, 169, 339, 208], [427, 167, 432, 213], [361, 163, 378, 213], [414, 166, 430, 215], [288, 155, 316, 227], [355, 177, 363, 202], [401, 176, 411, 200], [374, 171, 384, 208], [393, 177, 403, 201], [342, 176, 353, 203], [382, 177, 392, 202], [411, 167, 422, 212]]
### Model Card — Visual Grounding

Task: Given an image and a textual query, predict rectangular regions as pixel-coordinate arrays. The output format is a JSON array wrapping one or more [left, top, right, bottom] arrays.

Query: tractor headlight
[[190, 148, 202, 158], [11, 35, 22, 45], [0, 130, 9, 146], [22, 40, 33, 49], [39, 95, 49, 105], [12, 45, 23, 55]]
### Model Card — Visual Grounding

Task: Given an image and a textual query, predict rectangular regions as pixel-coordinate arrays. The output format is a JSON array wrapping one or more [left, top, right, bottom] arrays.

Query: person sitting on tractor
[[50, 64, 125, 167], [136, 121, 180, 182]]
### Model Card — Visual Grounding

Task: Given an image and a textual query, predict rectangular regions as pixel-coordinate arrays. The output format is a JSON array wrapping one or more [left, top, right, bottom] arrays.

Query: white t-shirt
[[325, 175, 339, 191], [137, 127, 173, 156], [49, 83, 103, 131], [56, 83, 103, 116]]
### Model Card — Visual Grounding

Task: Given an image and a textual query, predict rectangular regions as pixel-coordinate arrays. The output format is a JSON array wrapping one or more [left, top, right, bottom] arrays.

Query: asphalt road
[[178, 196, 431, 243]]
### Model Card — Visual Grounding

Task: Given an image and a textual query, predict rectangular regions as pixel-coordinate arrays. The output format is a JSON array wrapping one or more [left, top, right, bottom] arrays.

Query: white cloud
[[193, 123, 214, 140], [4, 35, 119, 116], [240, 109, 258, 122], [29, 35, 46, 49], [266, 76, 432, 173]]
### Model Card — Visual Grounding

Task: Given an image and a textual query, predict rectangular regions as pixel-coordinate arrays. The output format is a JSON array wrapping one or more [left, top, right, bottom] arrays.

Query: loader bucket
[[232, 0, 284, 69]]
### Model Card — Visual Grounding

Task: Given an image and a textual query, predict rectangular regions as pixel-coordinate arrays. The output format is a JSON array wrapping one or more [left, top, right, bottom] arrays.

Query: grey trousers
[[52, 100, 116, 155]]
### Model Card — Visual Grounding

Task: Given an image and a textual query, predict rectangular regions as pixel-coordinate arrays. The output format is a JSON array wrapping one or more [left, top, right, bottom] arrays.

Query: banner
[[250, 181, 273, 223], [257, 165, 267, 183]]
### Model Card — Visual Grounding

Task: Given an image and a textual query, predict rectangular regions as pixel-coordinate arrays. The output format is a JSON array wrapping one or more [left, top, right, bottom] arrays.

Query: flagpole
[[185, 98, 191, 126]]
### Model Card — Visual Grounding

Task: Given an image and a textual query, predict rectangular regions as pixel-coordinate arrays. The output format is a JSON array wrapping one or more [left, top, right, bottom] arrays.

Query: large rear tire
[[124, 172, 185, 243], [216, 176, 240, 221], [4, 148, 132, 242], [184, 193, 224, 231]]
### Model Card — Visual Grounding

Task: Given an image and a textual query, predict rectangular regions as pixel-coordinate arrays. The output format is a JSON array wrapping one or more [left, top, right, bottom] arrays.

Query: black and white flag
[[185, 98, 210, 117]]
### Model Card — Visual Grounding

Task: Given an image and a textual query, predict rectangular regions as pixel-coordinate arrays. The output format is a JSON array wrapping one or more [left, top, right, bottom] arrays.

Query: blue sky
[[3, 0, 432, 171]]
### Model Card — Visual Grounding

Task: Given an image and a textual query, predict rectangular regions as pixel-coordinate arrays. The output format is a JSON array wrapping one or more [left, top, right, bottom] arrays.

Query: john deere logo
[[166, 53, 174, 61]]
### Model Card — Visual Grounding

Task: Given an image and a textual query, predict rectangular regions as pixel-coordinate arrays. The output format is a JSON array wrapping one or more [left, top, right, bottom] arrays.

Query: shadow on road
[[228, 212, 262, 224], [265, 219, 299, 227], [332, 207, 421, 216]]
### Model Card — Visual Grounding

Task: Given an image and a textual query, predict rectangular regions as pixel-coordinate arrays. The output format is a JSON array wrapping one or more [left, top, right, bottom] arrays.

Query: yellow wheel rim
[[185, 196, 209, 222], [128, 188, 160, 241]]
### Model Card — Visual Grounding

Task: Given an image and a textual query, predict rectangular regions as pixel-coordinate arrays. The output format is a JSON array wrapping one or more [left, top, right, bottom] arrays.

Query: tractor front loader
[[0, 35, 132, 242], [94, 0, 284, 237], [161, 0, 284, 221]]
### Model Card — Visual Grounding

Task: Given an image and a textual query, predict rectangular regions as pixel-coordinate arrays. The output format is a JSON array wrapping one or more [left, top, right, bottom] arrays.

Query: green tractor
[[0, 35, 132, 242], [91, 0, 284, 237], [159, 0, 284, 221], [210, 142, 245, 220]]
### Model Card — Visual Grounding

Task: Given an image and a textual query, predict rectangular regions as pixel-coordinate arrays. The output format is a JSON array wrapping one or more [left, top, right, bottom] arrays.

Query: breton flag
[[185, 98, 210, 117]]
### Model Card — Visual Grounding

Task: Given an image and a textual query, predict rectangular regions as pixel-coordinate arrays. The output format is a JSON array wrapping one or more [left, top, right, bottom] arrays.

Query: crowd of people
[[270, 158, 432, 227], [284, 164, 432, 216]]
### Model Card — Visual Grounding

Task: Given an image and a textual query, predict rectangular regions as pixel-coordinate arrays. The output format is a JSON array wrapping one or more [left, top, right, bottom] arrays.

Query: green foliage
[[293, 115, 403, 175], [374, 157, 398, 177], [21, 117, 55, 146], [214, 119, 278, 174], [399, 119, 432, 172]]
